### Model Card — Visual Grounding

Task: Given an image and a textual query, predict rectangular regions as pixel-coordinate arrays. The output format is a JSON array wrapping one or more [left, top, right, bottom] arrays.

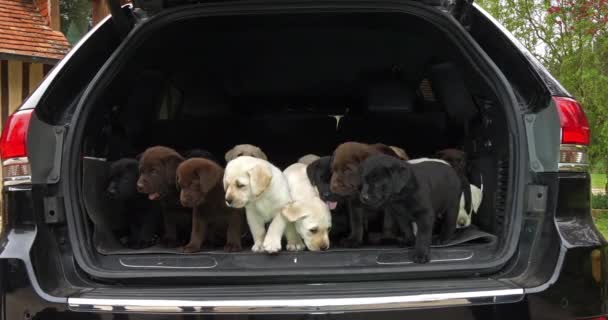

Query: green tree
[[478, 0, 608, 190], [60, 0, 92, 45]]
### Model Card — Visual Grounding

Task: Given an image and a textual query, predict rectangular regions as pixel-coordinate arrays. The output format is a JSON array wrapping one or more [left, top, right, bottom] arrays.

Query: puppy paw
[[286, 241, 305, 251], [179, 243, 201, 254], [251, 242, 265, 252], [340, 237, 362, 248], [262, 238, 282, 254], [412, 251, 430, 264], [224, 242, 242, 252]]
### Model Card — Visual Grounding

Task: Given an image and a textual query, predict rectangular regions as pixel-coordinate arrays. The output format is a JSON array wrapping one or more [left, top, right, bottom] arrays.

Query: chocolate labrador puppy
[[107, 158, 162, 248], [137, 146, 191, 247], [328, 142, 403, 247], [176, 158, 245, 253]]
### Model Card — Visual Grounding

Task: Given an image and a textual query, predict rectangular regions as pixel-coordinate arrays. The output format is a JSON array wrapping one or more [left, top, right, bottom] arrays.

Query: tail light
[[554, 97, 590, 172], [0, 109, 33, 186]]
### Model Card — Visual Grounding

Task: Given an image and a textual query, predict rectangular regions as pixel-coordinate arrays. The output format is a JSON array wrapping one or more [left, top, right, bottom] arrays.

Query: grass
[[592, 173, 607, 190], [594, 214, 608, 238]]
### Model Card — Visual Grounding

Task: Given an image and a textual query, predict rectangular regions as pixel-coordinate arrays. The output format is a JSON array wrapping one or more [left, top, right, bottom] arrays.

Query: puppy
[[458, 184, 483, 228], [223, 156, 304, 253], [436, 149, 473, 227], [306, 156, 340, 210], [308, 156, 395, 246], [389, 146, 409, 160], [137, 146, 192, 247], [330, 142, 400, 196], [176, 158, 244, 252], [329, 142, 402, 247], [298, 154, 321, 166], [107, 158, 162, 248], [360, 154, 461, 263], [225, 144, 268, 162], [282, 163, 332, 251], [408, 157, 483, 229]]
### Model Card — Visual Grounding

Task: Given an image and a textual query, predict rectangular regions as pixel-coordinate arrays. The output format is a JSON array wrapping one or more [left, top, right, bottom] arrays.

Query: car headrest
[[428, 62, 477, 123], [367, 81, 416, 113]]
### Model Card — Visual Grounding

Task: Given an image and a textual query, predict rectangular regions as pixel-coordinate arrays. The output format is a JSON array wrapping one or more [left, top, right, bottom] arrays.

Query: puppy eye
[[236, 181, 245, 188], [309, 227, 318, 234]]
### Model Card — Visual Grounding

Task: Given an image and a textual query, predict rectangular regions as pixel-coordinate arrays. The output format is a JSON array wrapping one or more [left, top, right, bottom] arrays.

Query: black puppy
[[107, 158, 162, 249], [359, 154, 461, 263], [307, 156, 396, 245]]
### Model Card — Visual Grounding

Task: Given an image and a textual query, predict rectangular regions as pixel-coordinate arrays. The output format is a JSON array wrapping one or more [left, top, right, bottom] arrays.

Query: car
[[0, 0, 605, 318]]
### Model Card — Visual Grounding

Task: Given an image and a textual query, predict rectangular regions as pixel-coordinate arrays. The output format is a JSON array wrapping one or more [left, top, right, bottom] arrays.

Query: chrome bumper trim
[[68, 288, 524, 314]]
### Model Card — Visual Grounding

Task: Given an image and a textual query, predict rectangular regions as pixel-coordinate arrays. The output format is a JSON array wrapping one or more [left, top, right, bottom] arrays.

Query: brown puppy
[[329, 142, 402, 247], [137, 146, 191, 247], [176, 158, 244, 253], [330, 142, 399, 196]]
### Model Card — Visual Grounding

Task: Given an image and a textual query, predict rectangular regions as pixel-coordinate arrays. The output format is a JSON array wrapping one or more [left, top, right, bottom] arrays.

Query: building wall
[[0, 60, 50, 130]]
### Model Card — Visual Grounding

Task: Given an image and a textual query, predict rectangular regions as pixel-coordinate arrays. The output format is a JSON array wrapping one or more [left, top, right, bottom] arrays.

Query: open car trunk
[[62, 6, 523, 281]]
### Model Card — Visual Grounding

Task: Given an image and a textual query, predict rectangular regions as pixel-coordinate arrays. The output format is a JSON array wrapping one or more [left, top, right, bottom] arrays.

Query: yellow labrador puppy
[[223, 156, 304, 253], [225, 144, 268, 162], [297, 154, 320, 166], [282, 162, 332, 251]]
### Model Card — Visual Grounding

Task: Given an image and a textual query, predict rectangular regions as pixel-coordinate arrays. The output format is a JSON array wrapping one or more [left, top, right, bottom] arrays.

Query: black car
[[0, 0, 605, 319]]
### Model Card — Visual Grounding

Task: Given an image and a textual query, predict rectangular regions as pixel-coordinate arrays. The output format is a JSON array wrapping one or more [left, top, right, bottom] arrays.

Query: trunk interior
[[72, 11, 516, 279]]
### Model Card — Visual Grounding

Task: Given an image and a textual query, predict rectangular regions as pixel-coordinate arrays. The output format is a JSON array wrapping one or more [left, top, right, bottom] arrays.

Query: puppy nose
[[225, 197, 233, 206], [361, 193, 370, 202], [320, 244, 329, 251]]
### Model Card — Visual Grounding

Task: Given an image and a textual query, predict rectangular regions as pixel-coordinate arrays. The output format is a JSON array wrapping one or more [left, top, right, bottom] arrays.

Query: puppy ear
[[225, 148, 236, 162], [253, 147, 268, 161], [248, 163, 272, 196], [198, 165, 223, 193], [164, 154, 183, 185], [372, 143, 402, 158], [281, 202, 308, 222]]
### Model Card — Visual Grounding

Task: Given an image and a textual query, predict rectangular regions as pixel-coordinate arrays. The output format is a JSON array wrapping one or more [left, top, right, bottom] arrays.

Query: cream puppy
[[223, 156, 304, 253], [457, 184, 483, 228], [282, 163, 332, 251], [297, 154, 321, 166]]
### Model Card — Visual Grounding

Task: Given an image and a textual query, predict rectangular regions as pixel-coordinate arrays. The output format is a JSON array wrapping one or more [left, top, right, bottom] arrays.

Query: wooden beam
[[8, 61, 23, 114], [1, 61, 8, 129], [49, 0, 61, 31], [29, 63, 44, 93], [21, 62, 30, 101]]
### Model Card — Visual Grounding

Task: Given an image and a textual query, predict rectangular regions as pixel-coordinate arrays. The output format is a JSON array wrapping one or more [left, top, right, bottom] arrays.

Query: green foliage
[[592, 194, 608, 209], [60, 0, 91, 45], [477, 0, 608, 179]]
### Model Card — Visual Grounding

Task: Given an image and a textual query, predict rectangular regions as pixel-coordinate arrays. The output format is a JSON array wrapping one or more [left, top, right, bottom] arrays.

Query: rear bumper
[[1, 246, 606, 319]]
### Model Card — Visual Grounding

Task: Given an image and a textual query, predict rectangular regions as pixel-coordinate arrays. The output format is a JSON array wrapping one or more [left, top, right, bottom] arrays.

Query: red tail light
[[554, 96, 590, 145], [554, 97, 590, 172], [0, 109, 33, 185], [0, 109, 33, 160]]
